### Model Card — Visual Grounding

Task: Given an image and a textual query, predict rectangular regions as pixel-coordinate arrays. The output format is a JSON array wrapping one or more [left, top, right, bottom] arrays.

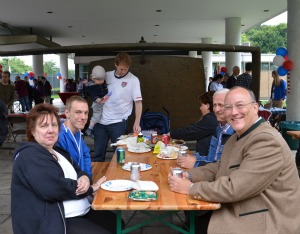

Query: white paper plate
[[128, 148, 151, 153], [157, 146, 179, 160], [157, 154, 178, 160], [122, 162, 152, 171], [101, 180, 133, 192]]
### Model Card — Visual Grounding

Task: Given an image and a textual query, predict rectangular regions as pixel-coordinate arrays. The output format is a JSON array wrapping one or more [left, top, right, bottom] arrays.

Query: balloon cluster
[[273, 47, 294, 76], [24, 71, 35, 80], [220, 67, 227, 76], [57, 72, 62, 80]]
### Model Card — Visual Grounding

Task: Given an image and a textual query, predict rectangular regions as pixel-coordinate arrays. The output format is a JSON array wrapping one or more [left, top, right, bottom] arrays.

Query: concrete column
[[201, 38, 213, 90], [286, 0, 300, 121], [59, 54, 68, 92], [225, 17, 241, 71], [32, 55, 43, 78], [189, 51, 197, 58]]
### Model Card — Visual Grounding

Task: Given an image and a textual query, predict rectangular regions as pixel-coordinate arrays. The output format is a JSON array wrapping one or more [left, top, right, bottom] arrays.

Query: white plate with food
[[122, 162, 152, 171], [157, 146, 179, 160], [128, 147, 151, 153], [101, 180, 133, 192]]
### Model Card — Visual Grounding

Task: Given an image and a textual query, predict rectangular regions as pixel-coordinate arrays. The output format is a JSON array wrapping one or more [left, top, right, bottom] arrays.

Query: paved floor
[[0, 99, 187, 234]]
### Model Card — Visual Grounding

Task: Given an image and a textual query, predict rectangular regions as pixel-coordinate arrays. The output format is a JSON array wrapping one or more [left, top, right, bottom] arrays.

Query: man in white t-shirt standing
[[93, 53, 143, 162]]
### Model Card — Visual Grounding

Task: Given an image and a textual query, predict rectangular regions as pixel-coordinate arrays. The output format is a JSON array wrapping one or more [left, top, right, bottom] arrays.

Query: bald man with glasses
[[169, 86, 300, 234]]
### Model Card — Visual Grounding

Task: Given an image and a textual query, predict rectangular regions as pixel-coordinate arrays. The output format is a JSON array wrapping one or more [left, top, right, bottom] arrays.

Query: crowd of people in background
[[0, 71, 53, 114]]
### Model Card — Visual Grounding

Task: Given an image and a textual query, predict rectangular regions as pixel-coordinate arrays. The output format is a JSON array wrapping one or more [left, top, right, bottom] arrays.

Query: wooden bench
[[92, 162, 110, 183]]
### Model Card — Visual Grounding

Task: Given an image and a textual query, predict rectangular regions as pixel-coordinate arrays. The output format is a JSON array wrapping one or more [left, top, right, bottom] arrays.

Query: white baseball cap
[[91, 65, 106, 80]]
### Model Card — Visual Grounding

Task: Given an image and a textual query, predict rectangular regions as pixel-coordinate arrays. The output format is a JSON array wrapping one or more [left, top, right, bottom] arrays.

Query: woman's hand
[[177, 154, 196, 169], [76, 175, 90, 195], [91, 176, 107, 193]]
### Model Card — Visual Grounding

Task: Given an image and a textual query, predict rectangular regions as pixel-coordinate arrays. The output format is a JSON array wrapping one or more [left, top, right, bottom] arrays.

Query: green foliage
[[0, 57, 75, 79], [0, 57, 32, 73], [242, 23, 287, 54], [68, 69, 75, 78], [44, 60, 59, 76]]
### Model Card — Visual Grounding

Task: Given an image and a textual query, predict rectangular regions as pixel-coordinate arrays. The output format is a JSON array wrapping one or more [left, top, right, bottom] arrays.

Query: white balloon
[[273, 55, 285, 67]]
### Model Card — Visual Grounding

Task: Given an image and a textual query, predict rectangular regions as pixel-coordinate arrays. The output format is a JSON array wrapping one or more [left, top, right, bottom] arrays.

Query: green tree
[[44, 60, 59, 76], [242, 23, 287, 53], [68, 69, 75, 78], [0, 57, 32, 73]]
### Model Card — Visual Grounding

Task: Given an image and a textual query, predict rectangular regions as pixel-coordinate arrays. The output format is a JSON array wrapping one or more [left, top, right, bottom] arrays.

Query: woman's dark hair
[[199, 91, 215, 112], [212, 74, 224, 82], [26, 103, 60, 142]]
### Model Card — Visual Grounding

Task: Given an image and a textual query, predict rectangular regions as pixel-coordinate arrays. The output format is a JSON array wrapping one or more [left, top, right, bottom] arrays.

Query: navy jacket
[[170, 112, 218, 155], [11, 142, 93, 234], [83, 82, 108, 102]]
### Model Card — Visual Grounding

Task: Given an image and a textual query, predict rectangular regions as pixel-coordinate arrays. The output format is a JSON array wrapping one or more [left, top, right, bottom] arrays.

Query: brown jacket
[[189, 120, 300, 234]]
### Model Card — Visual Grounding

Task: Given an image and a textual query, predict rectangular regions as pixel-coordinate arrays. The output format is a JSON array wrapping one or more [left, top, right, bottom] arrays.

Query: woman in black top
[[168, 91, 218, 155]]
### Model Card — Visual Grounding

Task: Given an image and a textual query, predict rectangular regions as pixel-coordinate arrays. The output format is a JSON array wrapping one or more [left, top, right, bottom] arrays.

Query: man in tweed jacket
[[169, 86, 300, 234]]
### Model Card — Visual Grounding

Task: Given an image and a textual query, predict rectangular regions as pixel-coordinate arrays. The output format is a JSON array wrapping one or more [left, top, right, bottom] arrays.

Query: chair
[[258, 109, 272, 123], [7, 115, 27, 142]]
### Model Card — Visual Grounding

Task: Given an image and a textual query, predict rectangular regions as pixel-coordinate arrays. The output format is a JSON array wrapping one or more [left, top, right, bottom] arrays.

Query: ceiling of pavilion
[[0, 0, 286, 55]]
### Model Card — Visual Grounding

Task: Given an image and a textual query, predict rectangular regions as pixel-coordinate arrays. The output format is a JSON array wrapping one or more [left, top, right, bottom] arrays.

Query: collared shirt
[[236, 73, 252, 89], [214, 123, 231, 161]]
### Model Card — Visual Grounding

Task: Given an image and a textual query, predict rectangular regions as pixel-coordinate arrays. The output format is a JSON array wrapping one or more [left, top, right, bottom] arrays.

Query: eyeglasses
[[224, 102, 255, 112]]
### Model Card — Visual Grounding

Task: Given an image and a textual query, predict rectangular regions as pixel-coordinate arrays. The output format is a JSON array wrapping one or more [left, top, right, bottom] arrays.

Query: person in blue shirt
[[270, 70, 286, 108], [177, 89, 234, 169], [56, 95, 92, 178]]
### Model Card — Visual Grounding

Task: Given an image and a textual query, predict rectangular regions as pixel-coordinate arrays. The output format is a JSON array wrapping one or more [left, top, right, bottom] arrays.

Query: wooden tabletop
[[92, 147, 221, 211], [287, 131, 300, 140]]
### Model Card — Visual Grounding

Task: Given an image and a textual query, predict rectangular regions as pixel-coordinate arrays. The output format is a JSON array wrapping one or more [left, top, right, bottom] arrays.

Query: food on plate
[[157, 146, 179, 159]]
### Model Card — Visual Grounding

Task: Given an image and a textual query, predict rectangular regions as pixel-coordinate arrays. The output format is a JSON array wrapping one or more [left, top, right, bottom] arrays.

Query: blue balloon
[[276, 47, 288, 57], [57, 72, 61, 76], [220, 71, 225, 75], [24, 72, 29, 76], [277, 66, 288, 76], [29, 76, 34, 80]]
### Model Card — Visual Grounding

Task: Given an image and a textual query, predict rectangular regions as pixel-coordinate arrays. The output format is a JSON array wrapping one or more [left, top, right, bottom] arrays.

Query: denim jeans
[[19, 96, 30, 112], [93, 119, 128, 162]]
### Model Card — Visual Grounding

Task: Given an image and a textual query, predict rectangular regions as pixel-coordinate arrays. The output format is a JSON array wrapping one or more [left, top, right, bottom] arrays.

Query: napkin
[[131, 181, 159, 191], [110, 139, 127, 146], [126, 137, 150, 152]]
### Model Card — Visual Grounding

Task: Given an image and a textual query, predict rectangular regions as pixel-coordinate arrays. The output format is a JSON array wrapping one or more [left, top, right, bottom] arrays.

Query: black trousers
[[184, 210, 212, 234], [66, 209, 124, 234]]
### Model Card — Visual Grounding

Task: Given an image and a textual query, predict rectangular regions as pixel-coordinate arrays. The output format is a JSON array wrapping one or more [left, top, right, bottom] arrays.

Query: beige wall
[[260, 71, 287, 99], [90, 55, 205, 131]]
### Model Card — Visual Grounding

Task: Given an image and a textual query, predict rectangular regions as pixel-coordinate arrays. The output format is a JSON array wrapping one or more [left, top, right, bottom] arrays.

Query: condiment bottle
[[137, 132, 144, 143]]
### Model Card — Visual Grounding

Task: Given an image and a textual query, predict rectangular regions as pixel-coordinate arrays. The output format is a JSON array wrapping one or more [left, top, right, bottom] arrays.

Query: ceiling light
[[155, 25, 159, 27], [46, 11, 53, 14], [81, 35, 86, 37], [156, 10, 162, 12], [264, 10, 269, 12], [241, 24, 245, 26], [68, 26, 73, 28]]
